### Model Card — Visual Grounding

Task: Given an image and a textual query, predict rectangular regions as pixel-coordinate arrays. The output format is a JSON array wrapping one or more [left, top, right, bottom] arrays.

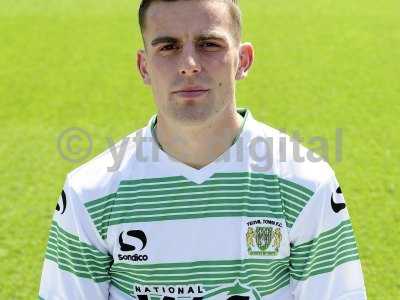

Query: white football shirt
[[38, 108, 367, 300]]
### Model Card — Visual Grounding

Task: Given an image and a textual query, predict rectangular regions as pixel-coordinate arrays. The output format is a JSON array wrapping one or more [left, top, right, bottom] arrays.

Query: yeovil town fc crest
[[246, 219, 282, 256]]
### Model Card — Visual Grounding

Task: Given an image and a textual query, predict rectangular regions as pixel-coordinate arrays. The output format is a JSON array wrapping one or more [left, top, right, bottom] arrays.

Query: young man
[[38, 0, 367, 299]]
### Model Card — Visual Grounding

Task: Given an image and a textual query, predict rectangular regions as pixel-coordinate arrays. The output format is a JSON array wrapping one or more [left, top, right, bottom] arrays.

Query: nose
[[178, 45, 201, 76]]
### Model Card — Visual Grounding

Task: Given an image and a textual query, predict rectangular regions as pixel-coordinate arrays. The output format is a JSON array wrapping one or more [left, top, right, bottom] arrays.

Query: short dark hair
[[138, 0, 242, 46]]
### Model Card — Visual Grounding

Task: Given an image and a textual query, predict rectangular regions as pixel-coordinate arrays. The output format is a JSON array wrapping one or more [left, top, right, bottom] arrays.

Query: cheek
[[203, 52, 236, 82], [148, 62, 176, 96], [149, 56, 177, 78], [202, 52, 230, 70], [150, 65, 170, 81]]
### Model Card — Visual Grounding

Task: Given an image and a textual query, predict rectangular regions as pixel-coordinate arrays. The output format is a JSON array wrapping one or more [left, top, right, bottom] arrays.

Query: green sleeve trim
[[45, 221, 113, 283], [290, 220, 359, 281]]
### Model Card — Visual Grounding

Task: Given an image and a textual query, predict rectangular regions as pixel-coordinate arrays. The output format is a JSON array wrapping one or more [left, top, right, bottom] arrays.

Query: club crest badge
[[246, 219, 283, 256]]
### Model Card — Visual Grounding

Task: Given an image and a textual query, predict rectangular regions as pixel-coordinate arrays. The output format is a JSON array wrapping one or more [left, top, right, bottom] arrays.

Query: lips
[[173, 86, 209, 99]]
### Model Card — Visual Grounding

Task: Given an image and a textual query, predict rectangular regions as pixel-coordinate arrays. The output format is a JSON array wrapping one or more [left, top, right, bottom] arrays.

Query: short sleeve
[[288, 172, 367, 300], [38, 176, 113, 299]]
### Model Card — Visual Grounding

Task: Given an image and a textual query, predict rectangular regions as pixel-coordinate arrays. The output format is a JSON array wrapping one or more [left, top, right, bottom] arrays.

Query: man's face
[[138, 0, 246, 126]]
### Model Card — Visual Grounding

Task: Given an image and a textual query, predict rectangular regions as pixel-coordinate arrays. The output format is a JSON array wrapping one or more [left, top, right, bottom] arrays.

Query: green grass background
[[1, 0, 399, 298]]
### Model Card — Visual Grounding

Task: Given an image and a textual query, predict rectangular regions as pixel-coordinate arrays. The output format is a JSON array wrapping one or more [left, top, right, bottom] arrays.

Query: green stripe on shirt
[[45, 221, 113, 282], [290, 220, 359, 281], [84, 172, 315, 240]]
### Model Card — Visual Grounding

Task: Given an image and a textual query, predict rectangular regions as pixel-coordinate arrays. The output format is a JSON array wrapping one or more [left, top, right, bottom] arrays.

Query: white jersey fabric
[[38, 108, 367, 300]]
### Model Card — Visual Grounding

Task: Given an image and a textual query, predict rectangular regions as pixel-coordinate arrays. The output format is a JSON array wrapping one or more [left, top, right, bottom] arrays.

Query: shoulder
[[248, 119, 338, 229], [249, 119, 335, 194], [64, 126, 148, 204]]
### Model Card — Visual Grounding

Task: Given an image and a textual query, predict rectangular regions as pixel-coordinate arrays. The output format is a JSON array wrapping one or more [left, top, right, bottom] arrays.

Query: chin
[[167, 103, 217, 125]]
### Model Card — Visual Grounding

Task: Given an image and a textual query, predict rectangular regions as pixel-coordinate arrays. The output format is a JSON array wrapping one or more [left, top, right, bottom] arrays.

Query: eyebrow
[[197, 33, 227, 43], [151, 36, 178, 47], [150, 32, 228, 47]]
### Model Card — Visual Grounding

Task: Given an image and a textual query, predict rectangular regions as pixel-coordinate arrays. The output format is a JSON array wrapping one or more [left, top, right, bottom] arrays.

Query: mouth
[[173, 87, 209, 98]]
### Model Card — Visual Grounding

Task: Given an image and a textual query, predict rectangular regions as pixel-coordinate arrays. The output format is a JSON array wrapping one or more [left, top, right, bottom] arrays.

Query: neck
[[155, 106, 244, 170]]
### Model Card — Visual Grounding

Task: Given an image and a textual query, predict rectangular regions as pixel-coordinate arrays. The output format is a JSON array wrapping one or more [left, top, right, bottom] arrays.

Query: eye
[[200, 42, 220, 51], [200, 42, 219, 48], [159, 44, 178, 52]]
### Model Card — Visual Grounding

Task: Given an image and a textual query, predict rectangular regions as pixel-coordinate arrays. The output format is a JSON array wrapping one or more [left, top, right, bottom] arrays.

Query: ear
[[137, 49, 151, 85], [235, 42, 255, 80]]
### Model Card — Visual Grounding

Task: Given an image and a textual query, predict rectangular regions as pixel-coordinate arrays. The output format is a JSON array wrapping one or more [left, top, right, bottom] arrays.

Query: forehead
[[144, 0, 234, 41]]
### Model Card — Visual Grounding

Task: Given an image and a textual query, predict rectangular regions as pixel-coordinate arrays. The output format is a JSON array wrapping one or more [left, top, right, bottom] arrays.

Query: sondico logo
[[331, 186, 346, 213], [55, 190, 67, 214], [118, 230, 148, 262]]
